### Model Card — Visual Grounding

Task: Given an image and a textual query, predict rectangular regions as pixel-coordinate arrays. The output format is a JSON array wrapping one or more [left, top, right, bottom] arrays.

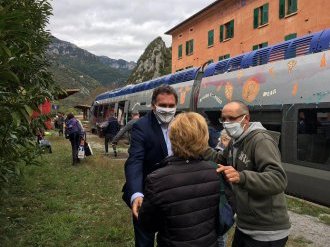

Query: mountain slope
[[47, 36, 136, 109], [48, 36, 136, 87], [126, 37, 171, 84]]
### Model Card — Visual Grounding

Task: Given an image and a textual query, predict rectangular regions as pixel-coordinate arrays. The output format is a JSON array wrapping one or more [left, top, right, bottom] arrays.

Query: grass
[[0, 135, 134, 246], [287, 196, 330, 225], [0, 134, 328, 246]]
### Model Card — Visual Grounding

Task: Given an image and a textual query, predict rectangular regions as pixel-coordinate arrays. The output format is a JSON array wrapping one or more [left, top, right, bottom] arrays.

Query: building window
[[254, 3, 269, 28], [178, 44, 182, 59], [284, 33, 297, 41], [279, 0, 298, 18], [220, 19, 234, 42], [208, 29, 214, 47], [297, 108, 330, 165], [185, 39, 194, 56], [252, 42, 268, 50], [219, 54, 230, 61]]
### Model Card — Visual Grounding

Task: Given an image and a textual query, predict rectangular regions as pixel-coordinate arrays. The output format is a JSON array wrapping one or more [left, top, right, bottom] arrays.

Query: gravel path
[[289, 211, 330, 246]]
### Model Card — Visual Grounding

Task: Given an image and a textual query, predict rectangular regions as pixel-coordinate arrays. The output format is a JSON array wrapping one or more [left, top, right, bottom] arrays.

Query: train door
[[190, 71, 204, 112], [115, 101, 126, 126], [124, 101, 130, 124]]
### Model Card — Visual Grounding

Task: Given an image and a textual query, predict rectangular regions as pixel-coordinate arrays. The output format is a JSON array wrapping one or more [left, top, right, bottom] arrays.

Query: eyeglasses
[[219, 114, 245, 124]]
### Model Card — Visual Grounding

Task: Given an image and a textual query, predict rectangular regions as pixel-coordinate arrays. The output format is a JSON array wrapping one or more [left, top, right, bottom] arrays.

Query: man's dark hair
[[151, 84, 178, 106], [67, 113, 74, 119]]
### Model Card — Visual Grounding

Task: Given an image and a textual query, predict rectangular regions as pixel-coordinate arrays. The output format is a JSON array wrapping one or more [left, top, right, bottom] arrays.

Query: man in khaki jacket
[[204, 101, 290, 247]]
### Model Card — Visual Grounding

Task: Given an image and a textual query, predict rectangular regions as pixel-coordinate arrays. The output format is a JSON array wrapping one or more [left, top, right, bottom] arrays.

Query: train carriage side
[[197, 29, 330, 205]]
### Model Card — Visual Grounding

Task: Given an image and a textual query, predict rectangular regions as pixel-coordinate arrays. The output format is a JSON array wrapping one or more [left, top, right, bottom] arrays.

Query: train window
[[103, 105, 109, 118], [93, 106, 99, 117], [297, 109, 330, 165], [250, 110, 282, 148]]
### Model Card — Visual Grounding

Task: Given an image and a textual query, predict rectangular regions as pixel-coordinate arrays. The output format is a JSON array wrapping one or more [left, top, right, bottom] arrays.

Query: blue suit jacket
[[123, 111, 168, 207]]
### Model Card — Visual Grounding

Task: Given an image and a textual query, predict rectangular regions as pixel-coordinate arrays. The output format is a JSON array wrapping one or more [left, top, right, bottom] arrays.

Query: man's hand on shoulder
[[132, 196, 143, 219], [217, 165, 240, 184]]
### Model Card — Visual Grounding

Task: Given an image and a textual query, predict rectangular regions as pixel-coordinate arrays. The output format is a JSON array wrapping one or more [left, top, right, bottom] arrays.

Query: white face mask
[[154, 106, 176, 124], [223, 115, 246, 139]]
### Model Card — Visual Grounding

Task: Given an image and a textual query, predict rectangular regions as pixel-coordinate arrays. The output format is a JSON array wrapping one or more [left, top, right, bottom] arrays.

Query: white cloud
[[48, 0, 215, 62]]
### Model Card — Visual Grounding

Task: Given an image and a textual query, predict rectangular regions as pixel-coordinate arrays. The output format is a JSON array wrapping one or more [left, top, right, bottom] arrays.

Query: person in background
[[203, 101, 290, 247], [65, 113, 84, 165], [103, 112, 120, 156], [215, 129, 231, 153], [298, 111, 307, 134], [112, 110, 140, 147], [138, 112, 220, 247], [201, 112, 220, 148], [123, 85, 178, 247], [215, 129, 232, 247], [57, 112, 65, 136]]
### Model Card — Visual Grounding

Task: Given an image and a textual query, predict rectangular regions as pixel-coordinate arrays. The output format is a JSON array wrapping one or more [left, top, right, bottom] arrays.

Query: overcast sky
[[48, 0, 215, 62]]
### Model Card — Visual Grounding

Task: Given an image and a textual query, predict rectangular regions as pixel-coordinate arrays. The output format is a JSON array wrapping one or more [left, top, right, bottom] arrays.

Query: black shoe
[[114, 151, 117, 157]]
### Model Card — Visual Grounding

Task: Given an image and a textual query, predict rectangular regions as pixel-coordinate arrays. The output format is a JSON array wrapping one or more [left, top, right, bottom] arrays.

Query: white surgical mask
[[223, 115, 246, 139], [154, 106, 176, 124]]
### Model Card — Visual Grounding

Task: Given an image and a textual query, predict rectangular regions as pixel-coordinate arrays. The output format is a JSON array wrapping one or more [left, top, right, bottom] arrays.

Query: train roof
[[95, 67, 200, 101], [204, 28, 330, 77], [94, 28, 330, 102]]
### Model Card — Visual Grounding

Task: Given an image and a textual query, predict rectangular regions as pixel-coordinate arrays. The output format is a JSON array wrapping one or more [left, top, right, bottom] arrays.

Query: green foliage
[[0, 0, 58, 187], [0, 136, 134, 246]]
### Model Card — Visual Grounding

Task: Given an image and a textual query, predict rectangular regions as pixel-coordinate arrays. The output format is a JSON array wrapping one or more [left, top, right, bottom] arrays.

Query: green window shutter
[[253, 45, 259, 50], [208, 30, 214, 46], [261, 42, 268, 48], [178, 45, 182, 58], [262, 3, 269, 24], [279, 0, 285, 18], [220, 25, 224, 42], [185, 41, 189, 55], [224, 54, 230, 59], [253, 8, 259, 28], [230, 20, 234, 38], [290, 0, 298, 13], [285, 33, 297, 41]]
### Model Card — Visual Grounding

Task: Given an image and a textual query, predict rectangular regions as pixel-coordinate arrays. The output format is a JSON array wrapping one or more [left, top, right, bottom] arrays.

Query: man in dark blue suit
[[123, 85, 178, 247]]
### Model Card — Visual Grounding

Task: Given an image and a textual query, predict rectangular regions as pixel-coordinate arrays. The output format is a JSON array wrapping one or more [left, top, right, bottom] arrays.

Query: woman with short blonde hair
[[169, 112, 209, 159], [138, 112, 220, 246]]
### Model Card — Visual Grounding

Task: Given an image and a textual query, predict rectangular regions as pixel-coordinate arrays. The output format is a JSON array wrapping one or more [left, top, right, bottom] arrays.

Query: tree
[[0, 0, 59, 187]]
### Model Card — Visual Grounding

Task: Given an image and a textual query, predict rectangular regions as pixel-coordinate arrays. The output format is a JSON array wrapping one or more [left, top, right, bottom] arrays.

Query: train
[[90, 29, 330, 206]]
